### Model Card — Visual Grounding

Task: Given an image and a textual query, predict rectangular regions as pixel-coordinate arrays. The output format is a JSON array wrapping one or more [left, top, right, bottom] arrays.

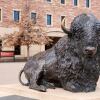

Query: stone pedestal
[[0, 78, 99, 100]]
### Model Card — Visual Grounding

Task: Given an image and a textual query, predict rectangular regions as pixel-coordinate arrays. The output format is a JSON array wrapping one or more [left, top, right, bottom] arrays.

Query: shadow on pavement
[[0, 95, 38, 100]]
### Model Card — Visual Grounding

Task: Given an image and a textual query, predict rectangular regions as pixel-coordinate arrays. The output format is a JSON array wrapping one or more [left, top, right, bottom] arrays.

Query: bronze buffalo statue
[[19, 13, 100, 92]]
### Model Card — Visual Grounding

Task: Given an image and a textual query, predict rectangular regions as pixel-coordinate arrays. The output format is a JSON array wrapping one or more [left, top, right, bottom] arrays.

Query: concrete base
[[0, 62, 99, 100], [0, 78, 100, 100]]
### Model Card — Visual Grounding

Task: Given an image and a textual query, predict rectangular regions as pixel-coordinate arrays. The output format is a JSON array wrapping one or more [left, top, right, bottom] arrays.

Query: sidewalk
[[0, 79, 99, 100], [0, 62, 25, 85]]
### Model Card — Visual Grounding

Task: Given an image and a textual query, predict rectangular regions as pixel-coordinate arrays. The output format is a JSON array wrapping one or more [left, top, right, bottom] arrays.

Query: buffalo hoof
[[65, 82, 83, 92], [29, 84, 47, 92], [40, 85, 47, 92]]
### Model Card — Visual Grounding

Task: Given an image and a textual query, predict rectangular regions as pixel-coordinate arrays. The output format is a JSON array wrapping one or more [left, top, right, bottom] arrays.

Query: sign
[[0, 51, 14, 57]]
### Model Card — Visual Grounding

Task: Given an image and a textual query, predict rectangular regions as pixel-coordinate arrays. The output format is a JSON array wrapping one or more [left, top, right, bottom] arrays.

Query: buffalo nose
[[84, 47, 97, 56]]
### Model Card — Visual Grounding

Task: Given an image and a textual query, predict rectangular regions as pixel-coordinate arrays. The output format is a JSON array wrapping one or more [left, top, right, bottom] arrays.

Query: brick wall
[[0, 0, 100, 29], [0, 0, 100, 57]]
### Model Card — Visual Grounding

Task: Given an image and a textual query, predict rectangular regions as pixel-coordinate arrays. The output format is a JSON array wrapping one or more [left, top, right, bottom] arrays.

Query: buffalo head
[[61, 13, 100, 57]]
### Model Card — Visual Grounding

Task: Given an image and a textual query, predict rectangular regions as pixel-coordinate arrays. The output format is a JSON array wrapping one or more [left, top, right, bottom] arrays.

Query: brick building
[[0, 0, 100, 58]]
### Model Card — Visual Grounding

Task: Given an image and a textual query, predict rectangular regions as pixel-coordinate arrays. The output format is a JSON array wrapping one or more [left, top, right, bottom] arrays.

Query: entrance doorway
[[0, 40, 2, 51], [14, 45, 21, 55]]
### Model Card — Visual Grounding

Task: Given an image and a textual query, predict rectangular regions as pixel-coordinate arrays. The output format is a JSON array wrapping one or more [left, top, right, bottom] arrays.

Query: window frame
[[60, 15, 66, 28], [73, 0, 79, 7], [30, 12, 37, 23], [13, 9, 21, 22], [61, 15, 66, 23], [46, 13, 53, 26], [46, 0, 52, 3], [60, 0, 66, 5], [85, 0, 91, 8]]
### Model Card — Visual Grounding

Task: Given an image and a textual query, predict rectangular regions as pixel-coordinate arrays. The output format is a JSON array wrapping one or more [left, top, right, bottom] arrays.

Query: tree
[[3, 2, 52, 60]]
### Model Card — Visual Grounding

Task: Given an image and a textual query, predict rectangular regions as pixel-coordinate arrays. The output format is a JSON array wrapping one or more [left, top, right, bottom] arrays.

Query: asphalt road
[[0, 62, 25, 85]]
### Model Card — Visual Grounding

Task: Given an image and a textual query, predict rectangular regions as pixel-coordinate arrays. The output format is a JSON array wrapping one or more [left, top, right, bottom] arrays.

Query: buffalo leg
[[60, 80, 82, 92], [29, 73, 47, 92], [41, 79, 55, 89]]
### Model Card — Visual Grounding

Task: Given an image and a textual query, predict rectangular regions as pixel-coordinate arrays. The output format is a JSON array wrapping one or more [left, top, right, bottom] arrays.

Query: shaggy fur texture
[[19, 13, 100, 92]]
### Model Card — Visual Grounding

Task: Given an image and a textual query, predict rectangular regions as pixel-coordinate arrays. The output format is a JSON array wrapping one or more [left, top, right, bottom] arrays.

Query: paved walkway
[[0, 81, 99, 100], [0, 62, 99, 100], [0, 62, 25, 85]]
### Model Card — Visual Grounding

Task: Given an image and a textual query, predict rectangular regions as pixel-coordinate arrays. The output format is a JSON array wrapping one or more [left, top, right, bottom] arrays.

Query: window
[[61, 16, 65, 26], [47, 0, 51, 2], [31, 12, 36, 23], [0, 9, 2, 21], [47, 14, 52, 25], [86, 0, 90, 8], [14, 45, 21, 55], [61, 0, 65, 4], [13, 10, 20, 22], [74, 0, 78, 6]]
